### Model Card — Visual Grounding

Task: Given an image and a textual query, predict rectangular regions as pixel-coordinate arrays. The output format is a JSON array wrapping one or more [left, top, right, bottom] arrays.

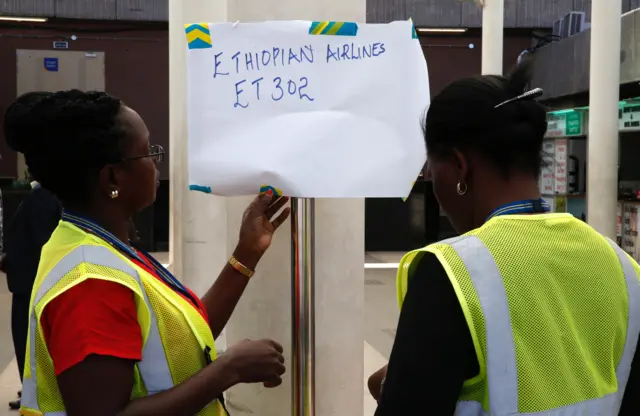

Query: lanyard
[[61, 211, 195, 305], [485, 198, 550, 222]]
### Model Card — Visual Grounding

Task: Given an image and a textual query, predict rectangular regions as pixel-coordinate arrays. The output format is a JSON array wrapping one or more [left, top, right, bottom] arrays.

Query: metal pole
[[291, 198, 315, 416], [587, 0, 622, 238], [481, 0, 504, 75]]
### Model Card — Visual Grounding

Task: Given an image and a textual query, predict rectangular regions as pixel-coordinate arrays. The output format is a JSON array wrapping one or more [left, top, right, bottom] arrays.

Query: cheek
[[431, 167, 457, 213]]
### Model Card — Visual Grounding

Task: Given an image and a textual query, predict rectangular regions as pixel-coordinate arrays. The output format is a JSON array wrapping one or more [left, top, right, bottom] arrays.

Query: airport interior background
[[3, 1, 640, 414]]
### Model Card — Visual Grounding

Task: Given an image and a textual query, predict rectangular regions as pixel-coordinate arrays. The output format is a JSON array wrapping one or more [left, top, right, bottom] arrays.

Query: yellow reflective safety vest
[[397, 213, 640, 415], [20, 220, 225, 416]]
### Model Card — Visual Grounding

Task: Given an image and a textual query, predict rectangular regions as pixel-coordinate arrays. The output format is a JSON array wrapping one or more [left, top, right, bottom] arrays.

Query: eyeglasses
[[122, 144, 165, 163]]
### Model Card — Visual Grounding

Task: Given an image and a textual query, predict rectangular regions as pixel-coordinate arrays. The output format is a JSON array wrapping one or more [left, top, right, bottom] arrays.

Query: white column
[[481, 0, 504, 75], [169, 2, 365, 416], [169, 0, 231, 351], [587, 0, 622, 239]]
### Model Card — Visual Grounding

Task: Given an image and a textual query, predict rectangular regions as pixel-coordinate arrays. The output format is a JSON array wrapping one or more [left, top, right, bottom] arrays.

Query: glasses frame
[[122, 144, 165, 163]]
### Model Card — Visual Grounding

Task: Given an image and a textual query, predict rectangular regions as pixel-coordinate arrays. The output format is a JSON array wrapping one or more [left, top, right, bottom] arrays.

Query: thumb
[[256, 190, 275, 210]]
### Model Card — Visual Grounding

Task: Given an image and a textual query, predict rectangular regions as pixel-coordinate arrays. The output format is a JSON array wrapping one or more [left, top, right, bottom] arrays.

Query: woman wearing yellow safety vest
[[10, 90, 290, 416], [371, 59, 640, 415]]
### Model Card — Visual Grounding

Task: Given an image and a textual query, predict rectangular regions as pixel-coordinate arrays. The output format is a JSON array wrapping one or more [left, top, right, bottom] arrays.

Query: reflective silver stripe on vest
[[22, 245, 175, 413], [606, 239, 640, 409], [448, 236, 640, 416]]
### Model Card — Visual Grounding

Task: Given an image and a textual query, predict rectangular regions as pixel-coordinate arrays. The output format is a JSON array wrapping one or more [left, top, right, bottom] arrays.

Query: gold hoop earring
[[456, 182, 468, 196], [110, 189, 120, 199]]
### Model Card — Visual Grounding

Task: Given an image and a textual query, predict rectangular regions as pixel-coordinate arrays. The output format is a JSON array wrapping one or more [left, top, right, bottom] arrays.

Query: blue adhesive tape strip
[[189, 184, 213, 193]]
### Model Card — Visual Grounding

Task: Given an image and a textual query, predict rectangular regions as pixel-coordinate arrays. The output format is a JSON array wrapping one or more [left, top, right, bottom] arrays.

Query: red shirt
[[42, 251, 208, 376]]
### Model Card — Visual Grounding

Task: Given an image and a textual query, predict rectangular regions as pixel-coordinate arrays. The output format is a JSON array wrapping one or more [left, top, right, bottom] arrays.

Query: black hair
[[5, 90, 128, 204], [425, 57, 547, 178], [3, 91, 52, 152]]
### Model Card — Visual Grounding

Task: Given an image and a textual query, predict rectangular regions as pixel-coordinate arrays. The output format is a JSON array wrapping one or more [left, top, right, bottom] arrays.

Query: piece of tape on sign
[[308, 21, 358, 36], [408, 17, 418, 39], [185, 23, 212, 49], [189, 184, 213, 193], [259, 185, 283, 197]]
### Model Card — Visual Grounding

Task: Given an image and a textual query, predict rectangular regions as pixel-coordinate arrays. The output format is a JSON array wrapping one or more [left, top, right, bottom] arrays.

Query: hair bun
[[4, 91, 51, 154], [505, 55, 535, 97]]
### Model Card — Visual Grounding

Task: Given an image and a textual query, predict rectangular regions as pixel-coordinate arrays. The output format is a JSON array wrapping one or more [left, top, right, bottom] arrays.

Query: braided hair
[[4, 90, 128, 204]]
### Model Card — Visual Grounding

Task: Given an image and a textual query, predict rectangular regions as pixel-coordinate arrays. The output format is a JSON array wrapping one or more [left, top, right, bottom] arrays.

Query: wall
[[0, 20, 169, 179], [3, 0, 640, 27], [368, 0, 640, 29], [0, 0, 168, 21], [419, 30, 533, 96], [532, 7, 640, 101]]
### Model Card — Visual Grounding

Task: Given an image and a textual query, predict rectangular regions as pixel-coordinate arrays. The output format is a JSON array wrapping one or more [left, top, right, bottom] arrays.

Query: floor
[[0, 252, 403, 415]]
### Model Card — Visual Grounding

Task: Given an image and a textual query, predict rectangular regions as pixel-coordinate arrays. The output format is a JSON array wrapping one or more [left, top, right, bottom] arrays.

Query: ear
[[97, 164, 119, 197], [452, 149, 469, 183]]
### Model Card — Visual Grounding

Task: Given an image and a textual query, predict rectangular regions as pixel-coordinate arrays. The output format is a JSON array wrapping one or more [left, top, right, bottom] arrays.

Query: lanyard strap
[[61, 211, 193, 302], [485, 198, 550, 222]]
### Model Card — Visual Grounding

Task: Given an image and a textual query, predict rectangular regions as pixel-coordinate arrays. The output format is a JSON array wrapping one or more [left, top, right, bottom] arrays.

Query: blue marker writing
[[326, 44, 340, 62], [231, 52, 241, 73], [300, 45, 314, 63], [372, 43, 386, 57], [214, 52, 229, 78], [340, 44, 351, 60], [288, 48, 300, 65], [234, 80, 248, 108], [272, 77, 284, 101], [287, 80, 297, 95], [245, 53, 254, 71], [298, 77, 314, 102], [261, 50, 271, 66], [273, 48, 281, 66], [252, 77, 264, 100]]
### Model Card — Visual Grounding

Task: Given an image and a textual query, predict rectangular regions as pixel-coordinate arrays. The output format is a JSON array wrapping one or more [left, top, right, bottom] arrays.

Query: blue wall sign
[[44, 57, 58, 72]]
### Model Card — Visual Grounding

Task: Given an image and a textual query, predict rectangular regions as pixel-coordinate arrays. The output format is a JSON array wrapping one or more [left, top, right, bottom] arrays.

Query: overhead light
[[0, 16, 48, 23], [417, 28, 468, 33]]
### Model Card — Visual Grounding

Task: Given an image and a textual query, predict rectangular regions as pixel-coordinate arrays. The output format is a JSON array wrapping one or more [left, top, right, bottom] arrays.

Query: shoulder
[[43, 279, 139, 327], [409, 251, 455, 295], [42, 279, 143, 376]]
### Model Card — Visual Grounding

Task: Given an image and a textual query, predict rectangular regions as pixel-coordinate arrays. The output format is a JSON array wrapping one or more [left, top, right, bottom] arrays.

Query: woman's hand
[[235, 191, 290, 268], [224, 339, 286, 387]]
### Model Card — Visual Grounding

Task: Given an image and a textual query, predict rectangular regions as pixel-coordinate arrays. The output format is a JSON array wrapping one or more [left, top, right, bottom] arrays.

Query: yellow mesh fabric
[[32, 263, 148, 413], [399, 213, 629, 413], [26, 221, 223, 416], [142, 277, 222, 416], [430, 244, 487, 405]]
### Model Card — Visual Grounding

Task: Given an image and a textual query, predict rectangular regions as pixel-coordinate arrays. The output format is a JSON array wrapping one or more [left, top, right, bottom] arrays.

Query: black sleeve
[[375, 252, 476, 416], [5, 190, 60, 294], [619, 336, 639, 415], [26, 190, 61, 249]]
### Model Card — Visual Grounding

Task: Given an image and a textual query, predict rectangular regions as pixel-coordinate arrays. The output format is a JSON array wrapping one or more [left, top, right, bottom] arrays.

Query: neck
[[472, 177, 542, 227], [65, 204, 132, 244]]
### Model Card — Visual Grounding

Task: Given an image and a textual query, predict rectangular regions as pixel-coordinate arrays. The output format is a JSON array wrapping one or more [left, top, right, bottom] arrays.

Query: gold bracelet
[[229, 256, 255, 278]]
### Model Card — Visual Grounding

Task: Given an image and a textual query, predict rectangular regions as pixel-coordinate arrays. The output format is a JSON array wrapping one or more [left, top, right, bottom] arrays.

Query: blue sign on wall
[[44, 57, 58, 72]]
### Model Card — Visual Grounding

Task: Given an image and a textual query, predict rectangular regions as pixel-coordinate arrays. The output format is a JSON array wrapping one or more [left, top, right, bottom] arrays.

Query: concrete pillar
[[481, 0, 504, 75], [169, 1, 365, 415], [587, 0, 622, 239]]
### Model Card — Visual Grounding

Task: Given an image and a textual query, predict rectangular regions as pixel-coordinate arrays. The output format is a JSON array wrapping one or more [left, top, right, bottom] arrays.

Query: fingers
[[263, 376, 283, 388], [264, 196, 289, 218], [265, 339, 284, 354], [271, 208, 291, 231]]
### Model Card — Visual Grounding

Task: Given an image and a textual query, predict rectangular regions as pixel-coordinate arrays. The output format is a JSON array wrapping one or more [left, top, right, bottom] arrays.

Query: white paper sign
[[185, 20, 430, 197]]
